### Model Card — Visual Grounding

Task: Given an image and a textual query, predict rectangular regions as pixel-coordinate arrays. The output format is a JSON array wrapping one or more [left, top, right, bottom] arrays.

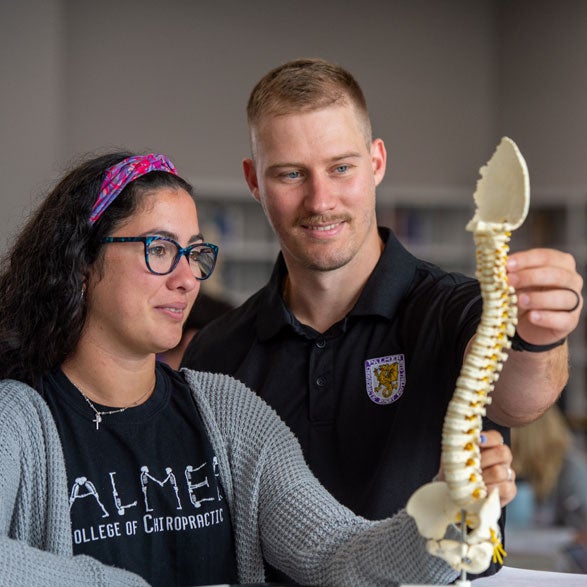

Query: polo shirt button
[[315, 339, 326, 348], [316, 376, 326, 387]]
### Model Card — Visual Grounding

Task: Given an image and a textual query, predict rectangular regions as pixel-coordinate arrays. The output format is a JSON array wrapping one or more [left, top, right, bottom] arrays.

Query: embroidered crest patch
[[364, 354, 406, 405]]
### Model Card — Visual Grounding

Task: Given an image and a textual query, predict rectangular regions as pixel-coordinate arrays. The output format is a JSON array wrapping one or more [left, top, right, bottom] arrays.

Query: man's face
[[243, 103, 386, 274]]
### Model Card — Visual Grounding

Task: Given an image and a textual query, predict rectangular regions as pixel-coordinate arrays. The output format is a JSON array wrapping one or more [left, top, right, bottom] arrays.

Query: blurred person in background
[[511, 403, 587, 531]]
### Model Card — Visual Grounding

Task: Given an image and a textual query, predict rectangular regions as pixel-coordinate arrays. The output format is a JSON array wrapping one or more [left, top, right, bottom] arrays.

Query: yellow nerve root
[[490, 528, 507, 565]]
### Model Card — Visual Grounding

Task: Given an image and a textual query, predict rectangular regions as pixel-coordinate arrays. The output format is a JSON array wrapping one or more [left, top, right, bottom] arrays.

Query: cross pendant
[[93, 413, 102, 430]]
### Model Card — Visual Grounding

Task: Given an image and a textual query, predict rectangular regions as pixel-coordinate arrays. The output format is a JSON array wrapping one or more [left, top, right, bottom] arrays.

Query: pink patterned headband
[[90, 153, 177, 224]]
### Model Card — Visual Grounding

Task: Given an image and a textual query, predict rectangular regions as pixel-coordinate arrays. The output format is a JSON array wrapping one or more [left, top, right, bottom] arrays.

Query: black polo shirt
[[183, 227, 507, 521]]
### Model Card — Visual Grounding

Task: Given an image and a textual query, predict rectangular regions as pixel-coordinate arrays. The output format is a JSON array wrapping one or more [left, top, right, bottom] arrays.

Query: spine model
[[406, 137, 529, 579], [442, 226, 517, 507]]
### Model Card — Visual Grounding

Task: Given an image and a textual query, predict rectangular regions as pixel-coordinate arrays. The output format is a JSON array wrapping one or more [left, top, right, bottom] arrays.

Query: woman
[[0, 152, 514, 586]]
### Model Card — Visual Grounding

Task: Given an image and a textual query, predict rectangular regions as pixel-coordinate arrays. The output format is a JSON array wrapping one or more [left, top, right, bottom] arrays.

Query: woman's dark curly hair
[[0, 151, 195, 386]]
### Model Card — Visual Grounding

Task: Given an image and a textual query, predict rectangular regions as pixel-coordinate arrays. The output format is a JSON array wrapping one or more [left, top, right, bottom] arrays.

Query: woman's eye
[[148, 245, 168, 258]]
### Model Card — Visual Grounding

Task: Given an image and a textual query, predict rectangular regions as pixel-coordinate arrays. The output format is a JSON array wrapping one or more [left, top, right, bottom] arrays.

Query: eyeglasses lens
[[189, 245, 216, 279], [146, 240, 215, 279]]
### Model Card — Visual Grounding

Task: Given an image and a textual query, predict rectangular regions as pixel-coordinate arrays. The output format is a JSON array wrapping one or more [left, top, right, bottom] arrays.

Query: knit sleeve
[[184, 370, 459, 586], [0, 539, 150, 587], [0, 380, 149, 587]]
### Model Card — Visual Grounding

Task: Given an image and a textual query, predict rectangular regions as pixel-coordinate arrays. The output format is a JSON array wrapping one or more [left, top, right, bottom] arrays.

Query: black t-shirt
[[183, 228, 508, 521], [43, 362, 238, 587]]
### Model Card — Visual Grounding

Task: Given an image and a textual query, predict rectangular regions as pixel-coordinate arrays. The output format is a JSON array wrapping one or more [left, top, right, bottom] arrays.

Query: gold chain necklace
[[72, 379, 155, 430]]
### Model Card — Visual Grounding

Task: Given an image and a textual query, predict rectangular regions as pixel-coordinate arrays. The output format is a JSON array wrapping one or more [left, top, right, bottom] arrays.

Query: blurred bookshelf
[[193, 181, 587, 428], [193, 180, 280, 304]]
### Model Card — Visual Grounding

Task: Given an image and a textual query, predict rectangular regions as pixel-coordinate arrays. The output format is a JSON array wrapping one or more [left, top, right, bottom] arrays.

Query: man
[[183, 58, 583, 521]]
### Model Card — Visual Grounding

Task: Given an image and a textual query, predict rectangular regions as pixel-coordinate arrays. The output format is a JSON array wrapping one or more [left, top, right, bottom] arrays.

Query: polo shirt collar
[[255, 227, 420, 340], [256, 255, 295, 340], [351, 227, 420, 319]]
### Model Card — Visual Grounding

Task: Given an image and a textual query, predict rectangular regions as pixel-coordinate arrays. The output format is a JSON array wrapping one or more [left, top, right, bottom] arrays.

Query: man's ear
[[243, 158, 261, 202], [371, 138, 387, 187]]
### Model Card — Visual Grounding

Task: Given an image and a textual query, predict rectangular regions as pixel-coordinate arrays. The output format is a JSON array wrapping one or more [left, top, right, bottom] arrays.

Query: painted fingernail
[[480, 433, 487, 445]]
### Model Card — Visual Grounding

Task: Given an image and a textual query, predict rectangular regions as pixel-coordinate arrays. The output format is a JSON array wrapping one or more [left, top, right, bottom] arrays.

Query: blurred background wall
[[3, 0, 586, 238]]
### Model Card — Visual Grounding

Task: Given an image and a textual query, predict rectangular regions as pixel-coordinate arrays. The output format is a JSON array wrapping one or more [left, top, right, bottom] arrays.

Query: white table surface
[[401, 565, 587, 586], [473, 565, 587, 585]]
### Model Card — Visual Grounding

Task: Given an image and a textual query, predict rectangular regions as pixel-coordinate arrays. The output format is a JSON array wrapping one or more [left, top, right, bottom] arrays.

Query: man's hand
[[436, 430, 516, 507], [507, 248, 583, 345], [479, 430, 516, 507]]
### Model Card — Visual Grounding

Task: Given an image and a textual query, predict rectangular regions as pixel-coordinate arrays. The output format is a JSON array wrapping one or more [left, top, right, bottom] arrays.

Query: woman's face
[[83, 187, 203, 360]]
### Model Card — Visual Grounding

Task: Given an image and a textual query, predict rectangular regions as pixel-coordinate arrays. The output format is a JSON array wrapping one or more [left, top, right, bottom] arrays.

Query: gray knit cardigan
[[0, 370, 458, 586]]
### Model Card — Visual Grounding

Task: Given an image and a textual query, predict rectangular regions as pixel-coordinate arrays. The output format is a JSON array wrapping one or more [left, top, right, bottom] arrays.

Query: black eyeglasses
[[100, 236, 219, 280]]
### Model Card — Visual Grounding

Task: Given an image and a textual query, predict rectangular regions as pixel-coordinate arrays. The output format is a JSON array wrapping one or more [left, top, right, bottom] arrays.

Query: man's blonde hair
[[247, 58, 373, 147]]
